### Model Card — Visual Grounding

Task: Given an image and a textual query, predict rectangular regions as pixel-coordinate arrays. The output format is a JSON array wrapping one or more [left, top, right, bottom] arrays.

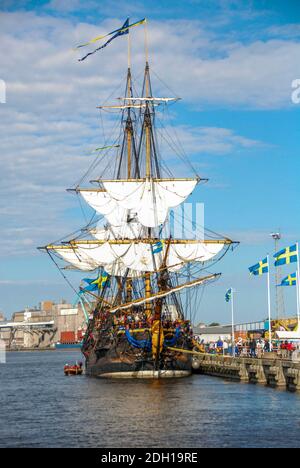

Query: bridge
[[0, 321, 56, 349], [0, 321, 55, 329]]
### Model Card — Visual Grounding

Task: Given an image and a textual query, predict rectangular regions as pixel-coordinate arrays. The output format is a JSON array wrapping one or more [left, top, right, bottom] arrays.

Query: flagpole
[[297, 242, 300, 329], [267, 255, 272, 351], [231, 288, 235, 357], [127, 26, 131, 69], [295, 271, 300, 330], [144, 19, 149, 63]]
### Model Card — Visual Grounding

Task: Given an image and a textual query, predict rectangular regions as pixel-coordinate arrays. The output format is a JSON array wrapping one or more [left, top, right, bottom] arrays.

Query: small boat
[[64, 363, 83, 376]]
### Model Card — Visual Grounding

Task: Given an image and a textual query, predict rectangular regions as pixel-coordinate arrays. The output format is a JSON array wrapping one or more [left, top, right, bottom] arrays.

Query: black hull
[[84, 343, 192, 379]]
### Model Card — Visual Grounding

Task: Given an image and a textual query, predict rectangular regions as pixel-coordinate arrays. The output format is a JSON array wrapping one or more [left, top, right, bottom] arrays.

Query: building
[[0, 300, 89, 349], [193, 316, 300, 344], [193, 324, 232, 343]]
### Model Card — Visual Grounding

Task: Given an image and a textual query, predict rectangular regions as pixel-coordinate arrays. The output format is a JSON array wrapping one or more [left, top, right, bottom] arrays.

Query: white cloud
[[0, 10, 296, 259]]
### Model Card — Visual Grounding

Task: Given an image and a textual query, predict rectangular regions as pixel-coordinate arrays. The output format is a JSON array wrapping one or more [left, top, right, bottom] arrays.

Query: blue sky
[[0, 0, 300, 324]]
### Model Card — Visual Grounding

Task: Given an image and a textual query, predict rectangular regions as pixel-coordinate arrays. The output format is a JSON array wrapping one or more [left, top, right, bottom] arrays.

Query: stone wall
[[192, 353, 300, 392]]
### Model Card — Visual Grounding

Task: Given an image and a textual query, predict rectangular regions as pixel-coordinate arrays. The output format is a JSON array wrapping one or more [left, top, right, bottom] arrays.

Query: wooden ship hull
[[83, 332, 193, 379]]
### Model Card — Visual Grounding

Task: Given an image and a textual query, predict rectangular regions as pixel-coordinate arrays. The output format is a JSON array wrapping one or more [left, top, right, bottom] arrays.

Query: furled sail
[[102, 178, 198, 227], [119, 97, 180, 102], [78, 179, 198, 228], [49, 240, 225, 274], [79, 190, 129, 226], [49, 247, 97, 271]]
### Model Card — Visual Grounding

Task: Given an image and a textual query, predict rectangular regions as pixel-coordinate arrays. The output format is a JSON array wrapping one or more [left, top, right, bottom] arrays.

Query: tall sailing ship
[[40, 19, 237, 378]]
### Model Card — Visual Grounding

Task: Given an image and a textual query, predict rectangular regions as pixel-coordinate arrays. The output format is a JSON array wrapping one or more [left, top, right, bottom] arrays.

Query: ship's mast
[[127, 30, 132, 179], [145, 63, 151, 179], [126, 31, 133, 301], [126, 82, 132, 178], [140, 23, 154, 319]]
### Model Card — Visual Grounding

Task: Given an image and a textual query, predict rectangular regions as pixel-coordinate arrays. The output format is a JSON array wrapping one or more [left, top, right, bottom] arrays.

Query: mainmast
[[145, 62, 151, 179], [126, 67, 132, 179]]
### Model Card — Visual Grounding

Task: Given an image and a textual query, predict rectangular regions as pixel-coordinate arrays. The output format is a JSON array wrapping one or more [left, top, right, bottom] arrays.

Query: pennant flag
[[78, 18, 129, 61], [274, 244, 298, 267], [153, 240, 164, 254], [279, 272, 297, 287], [75, 18, 146, 49], [80, 271, 110, 293], [93, 145, 120, 152], [225, 288, 232, 302], [76, 18, 146, 61], [249, 257, 269, 276]]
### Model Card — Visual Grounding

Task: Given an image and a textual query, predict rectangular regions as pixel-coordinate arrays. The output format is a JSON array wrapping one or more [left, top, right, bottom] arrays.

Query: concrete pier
[[192, 353, 300, 392]]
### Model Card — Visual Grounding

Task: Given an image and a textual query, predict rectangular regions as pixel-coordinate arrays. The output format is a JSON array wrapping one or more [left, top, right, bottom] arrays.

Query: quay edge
[[192, 354, 300, 392]]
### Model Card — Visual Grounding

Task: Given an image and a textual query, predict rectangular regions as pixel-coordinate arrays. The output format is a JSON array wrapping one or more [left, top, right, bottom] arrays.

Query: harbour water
[[1, 351, 300, 448]]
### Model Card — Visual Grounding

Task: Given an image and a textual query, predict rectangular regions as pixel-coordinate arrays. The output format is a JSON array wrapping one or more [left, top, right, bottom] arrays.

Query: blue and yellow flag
[[279, 272, 297, 287], [249, 257, 269, 276], [225, 288, 232, 302], [153, 240, 164, 254], [78, 18, 129, 61], [80, 271, 110, 293], [76, 18, 146, 61], [274, 244, 298, 267]]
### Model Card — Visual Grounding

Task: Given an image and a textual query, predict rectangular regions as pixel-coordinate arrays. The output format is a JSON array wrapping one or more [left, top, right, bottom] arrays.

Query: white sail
[[73, 240, 224, 273], [76, 242, 129, 264], [50, 245, 140, 277], [79, 190, 129, 226], [97, 104, 159, 109], [90, 227, 110, 240], [119, 97, 180, 102], [50, 239, 225, 274], [51, 248, 97, 271], [104, 259, 143, 278], [167, 243, 224, 269], [103, 178, 198, 228]]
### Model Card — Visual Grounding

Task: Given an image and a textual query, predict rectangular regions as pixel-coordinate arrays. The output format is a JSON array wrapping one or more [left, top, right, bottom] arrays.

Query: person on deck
[[249, 339, 257, 358], [264, 340, 270, 353], [217, 337, 223, 354]]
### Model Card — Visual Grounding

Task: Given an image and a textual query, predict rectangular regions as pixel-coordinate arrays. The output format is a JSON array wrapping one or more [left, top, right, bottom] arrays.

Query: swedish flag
[[249, 257, 269, 276], [280, 272, 297, 287], [225, 288, 232, 302], [92, 271, 110, 288], [274, 244, 298, 267], [80, 271, 110, 293], [153, 240, 164, 254]]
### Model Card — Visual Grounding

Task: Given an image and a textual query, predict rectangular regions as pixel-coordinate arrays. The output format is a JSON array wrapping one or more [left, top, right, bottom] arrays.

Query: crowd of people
[[112, 311, 193, 334], [195, 336, 300, 360]]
